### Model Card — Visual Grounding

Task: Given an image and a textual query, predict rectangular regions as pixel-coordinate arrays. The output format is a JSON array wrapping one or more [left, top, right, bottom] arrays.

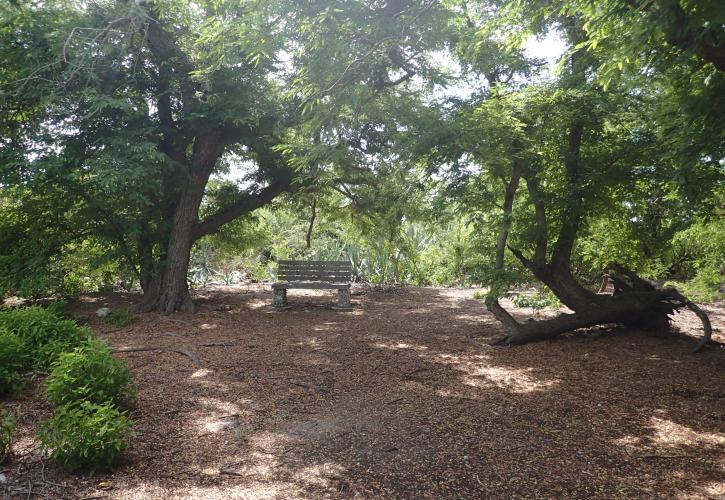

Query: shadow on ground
[[4, 286, 724, 499]]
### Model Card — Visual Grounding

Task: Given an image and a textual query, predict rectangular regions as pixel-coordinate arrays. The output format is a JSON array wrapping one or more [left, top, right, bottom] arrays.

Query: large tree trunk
[[141, 174, 208, 313]]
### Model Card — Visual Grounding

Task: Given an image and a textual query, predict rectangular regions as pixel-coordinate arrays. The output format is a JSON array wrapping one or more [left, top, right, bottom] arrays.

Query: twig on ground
[[199, 341, 235, 348], [219, 468, 243, 476], [40, 460, 67, 489], [166, 318, 191, 326], [289, 380, 329, 392]]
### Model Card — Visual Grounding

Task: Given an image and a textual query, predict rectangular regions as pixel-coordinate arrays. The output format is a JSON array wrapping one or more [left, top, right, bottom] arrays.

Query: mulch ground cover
[[2, 285, 724, 499]]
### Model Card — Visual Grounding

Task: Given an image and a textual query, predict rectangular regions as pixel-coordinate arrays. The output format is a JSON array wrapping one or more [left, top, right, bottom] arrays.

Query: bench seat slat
[[278, 277, 350, 283], [278, 260, 350, 266], [278, 272, 351, 278], [272, 282, 350, 290]]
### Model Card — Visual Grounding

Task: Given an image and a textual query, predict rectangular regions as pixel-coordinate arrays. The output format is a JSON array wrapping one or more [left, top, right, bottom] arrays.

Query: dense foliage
[[0, 306, 91, 369], [0, 1, 722, 310], [38, 401, 133, 472], [0, 409, 16, 463], [0, 303, 136, 470], [46, 339, 136, 408]]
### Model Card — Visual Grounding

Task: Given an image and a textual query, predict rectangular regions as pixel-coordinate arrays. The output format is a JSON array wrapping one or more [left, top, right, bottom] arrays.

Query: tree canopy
[[1, 0, 722, 346]]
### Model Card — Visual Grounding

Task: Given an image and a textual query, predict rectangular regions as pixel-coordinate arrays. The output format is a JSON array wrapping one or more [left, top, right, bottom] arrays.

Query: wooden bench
[[271, 260, 353, 310]]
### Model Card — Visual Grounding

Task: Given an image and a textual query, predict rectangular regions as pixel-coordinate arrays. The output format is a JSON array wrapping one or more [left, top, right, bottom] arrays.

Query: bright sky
[[524, 29, 568, 76]]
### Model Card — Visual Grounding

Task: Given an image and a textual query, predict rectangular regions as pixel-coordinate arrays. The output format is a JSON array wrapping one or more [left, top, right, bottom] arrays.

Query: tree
[[0, 0, 447, 312], [434, 0, 721, 349]]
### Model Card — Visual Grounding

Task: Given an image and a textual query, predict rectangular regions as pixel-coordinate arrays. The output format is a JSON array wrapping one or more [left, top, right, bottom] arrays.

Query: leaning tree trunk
[[490, 260, 713, 352], [484, 137, 713, 353], [484, 63, 712, 351]]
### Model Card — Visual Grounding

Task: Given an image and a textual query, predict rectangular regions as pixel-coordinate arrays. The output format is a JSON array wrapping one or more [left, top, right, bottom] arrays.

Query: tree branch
[[141, 6, 199, 112], [194, 179, 291, 239]]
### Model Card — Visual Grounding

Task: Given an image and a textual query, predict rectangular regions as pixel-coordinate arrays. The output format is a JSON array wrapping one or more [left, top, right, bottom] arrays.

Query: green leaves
[[0, 306, 91, 369], [0, 409, 17, 463], [38, 401, 133, 472], [45, 339, 137, 409]]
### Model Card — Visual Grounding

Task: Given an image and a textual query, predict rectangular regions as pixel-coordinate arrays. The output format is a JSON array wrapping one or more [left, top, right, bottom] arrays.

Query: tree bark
[[490, 264, 712, 352], [306, 200, 317, 249], [141, 178, 207, 313]]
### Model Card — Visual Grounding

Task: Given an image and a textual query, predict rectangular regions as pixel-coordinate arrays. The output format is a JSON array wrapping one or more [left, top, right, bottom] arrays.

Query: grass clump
[[38, 401, 133, 472], [101, 309, 134, 328], [1, 409, 18, 463], [45, 300, 72, 319], [45, 339, 136, 409], [512, 289, 561, 310]]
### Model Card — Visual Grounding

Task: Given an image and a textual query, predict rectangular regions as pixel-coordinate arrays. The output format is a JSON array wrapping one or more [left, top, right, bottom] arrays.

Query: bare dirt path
[[4, 286, 724, 499]]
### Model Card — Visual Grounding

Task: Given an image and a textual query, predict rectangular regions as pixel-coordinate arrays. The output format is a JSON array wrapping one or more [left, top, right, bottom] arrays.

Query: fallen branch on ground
[[112, 346, 201, 366]]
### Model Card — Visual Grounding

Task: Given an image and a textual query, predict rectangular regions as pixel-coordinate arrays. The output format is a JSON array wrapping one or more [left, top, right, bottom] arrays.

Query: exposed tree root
[[112, 346, 202, 366]]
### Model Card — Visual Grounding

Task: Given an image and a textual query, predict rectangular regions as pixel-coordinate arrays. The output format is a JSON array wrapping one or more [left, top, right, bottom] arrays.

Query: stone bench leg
[[335, 288, 351, 309], [272, 288, 288, 308]]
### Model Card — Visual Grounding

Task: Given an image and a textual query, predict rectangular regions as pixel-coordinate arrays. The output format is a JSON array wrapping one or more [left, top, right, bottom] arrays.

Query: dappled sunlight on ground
[[4, 286, 724, 498], [462, 365, 558, 392], [372, 339, 430, 352], [190, 368, 213, 378], [613, 414, 725, 451], [121, 481, 290, 499], [433, 352, 558, 393], [649, 415, 725, 448]]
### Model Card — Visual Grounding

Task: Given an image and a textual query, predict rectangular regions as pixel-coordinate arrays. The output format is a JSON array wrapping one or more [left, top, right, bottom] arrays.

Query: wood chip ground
[[2, 285, 723, 499]]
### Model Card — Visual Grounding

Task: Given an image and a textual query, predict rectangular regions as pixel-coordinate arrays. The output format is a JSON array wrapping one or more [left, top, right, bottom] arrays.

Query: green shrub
[[0, 327, 30, 394], [101, 310, 134, 328], [45, 339, 136, 409], [45, 300, 72, 319], [38, 401, 133, 471], [512, 289, 562, 310], [1, 409, 18, 463], [664, 279, 724, 304], [0, 306, 91, 369]]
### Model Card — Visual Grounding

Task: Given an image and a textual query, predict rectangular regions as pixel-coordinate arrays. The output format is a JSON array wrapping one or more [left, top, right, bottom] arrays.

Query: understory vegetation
[[0, 304, 135, 471], [3, 200, 721, 304]]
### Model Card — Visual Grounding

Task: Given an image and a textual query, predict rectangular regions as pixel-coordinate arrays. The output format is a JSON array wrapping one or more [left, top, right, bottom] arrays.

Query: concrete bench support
[[271, 260, 353, 310]]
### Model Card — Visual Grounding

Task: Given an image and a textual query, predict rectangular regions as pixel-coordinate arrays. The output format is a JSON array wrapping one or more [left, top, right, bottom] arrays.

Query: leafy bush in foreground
[[0, 306, 91, 369], [0, 327, 30, 394], [0, 409, 18, 463], [38, 401, 132, 472], [46, 339, 136, 409]]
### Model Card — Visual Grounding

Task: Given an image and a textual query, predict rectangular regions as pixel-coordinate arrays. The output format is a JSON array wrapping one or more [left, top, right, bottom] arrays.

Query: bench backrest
[[277, 260, 352, 283]]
